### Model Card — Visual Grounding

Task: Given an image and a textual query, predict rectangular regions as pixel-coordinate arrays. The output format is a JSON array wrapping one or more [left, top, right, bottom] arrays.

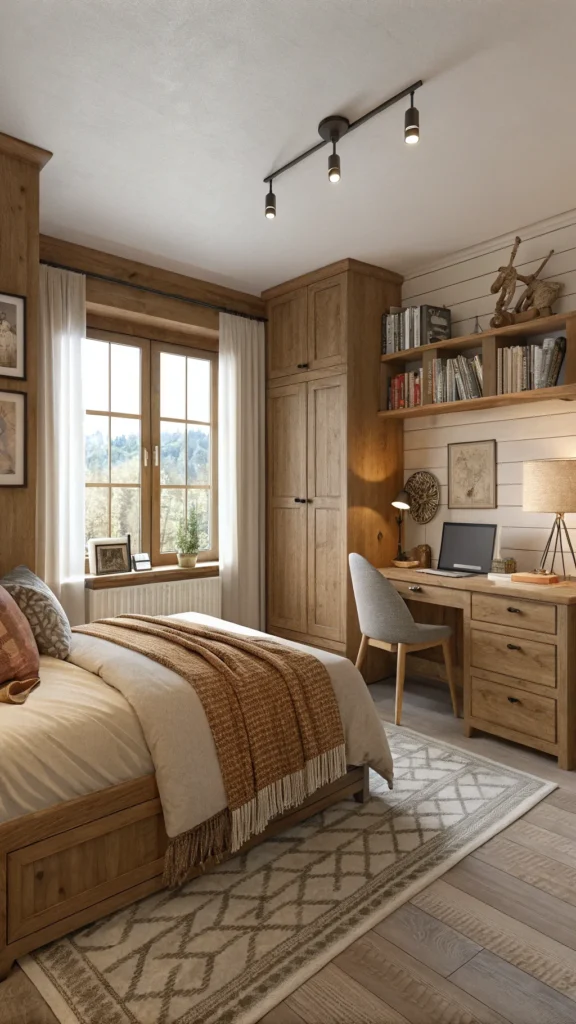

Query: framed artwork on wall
[[448, 439, 497, 509], [0, 390, 27, 487], [0, 293, 26, 380]]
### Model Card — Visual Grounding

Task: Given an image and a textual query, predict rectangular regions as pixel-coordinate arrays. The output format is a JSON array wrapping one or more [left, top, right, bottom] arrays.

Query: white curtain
[[218, 312, 265, 629], [37, 265, 86, 625]]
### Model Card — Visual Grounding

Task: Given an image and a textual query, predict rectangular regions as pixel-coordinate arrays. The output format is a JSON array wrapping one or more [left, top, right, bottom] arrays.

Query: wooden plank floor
[[4, 676, 576, 1024]]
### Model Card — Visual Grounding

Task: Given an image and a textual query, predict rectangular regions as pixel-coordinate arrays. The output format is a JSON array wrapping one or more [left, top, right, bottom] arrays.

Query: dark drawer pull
[[293, 497, 306, 503], [507, 643, 521, 651], [409, 585, 422, 592], [507, 607, 521, 614], [507, 696, 521, 704], [297, 363, 309, 369]]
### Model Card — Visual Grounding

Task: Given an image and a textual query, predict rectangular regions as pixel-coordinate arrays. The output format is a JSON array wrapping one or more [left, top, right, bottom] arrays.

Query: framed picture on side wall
[[0, 390, 27, 487], [448, 439, 497, 509], [0, 293, 25, 380]]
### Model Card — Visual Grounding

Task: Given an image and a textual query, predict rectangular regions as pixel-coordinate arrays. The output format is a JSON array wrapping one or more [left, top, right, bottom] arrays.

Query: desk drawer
[[472, 593, 556, 635], [471, 676, 556, 744], [471, 628, 556, 688], [391, 579, 465, 609]]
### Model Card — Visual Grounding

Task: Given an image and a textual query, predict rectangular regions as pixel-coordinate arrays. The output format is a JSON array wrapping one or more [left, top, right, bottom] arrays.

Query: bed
[[0, 613, 392, 978]]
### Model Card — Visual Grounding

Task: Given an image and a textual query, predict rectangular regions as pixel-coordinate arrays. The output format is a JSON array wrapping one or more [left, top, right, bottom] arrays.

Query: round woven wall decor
[[405, 471, 440, 525]]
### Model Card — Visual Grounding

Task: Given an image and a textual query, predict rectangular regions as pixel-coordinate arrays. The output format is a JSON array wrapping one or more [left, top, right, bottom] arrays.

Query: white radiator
[[86, 576, 222, 622]]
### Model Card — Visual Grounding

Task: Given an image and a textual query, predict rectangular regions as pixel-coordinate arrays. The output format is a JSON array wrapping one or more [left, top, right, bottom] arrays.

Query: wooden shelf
[[380, 310, 575, 364], [85, 562, 219, 590], [378, 382, 576, 420]]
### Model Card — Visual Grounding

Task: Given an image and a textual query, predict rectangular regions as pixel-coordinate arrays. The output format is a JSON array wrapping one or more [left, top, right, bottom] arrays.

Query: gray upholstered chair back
[[349, 553, 419, 644]]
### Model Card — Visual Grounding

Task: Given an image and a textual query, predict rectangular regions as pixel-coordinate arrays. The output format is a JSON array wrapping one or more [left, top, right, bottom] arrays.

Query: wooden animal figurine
[[490, 236, 522, 327], [514, 250, 562, 317]]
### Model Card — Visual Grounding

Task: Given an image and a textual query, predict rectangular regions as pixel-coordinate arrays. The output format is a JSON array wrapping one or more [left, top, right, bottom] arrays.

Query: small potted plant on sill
[[176, 505, 201, 569]]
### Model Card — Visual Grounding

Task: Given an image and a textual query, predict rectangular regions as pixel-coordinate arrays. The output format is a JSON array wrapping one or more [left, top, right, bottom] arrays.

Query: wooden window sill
[[85, 562, 219, 590]]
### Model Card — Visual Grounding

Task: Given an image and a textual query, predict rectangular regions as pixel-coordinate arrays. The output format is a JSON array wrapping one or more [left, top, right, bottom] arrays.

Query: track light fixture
[[263, 79, 422, 217], [404, 91, 420, 145], [265, 182, 276, 219]]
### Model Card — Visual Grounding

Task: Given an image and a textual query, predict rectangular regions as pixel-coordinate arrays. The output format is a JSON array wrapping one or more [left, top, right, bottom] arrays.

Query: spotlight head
[[328, 150, 341, 183], [405, 102, 419, 144], [265, 186, 276, 219]]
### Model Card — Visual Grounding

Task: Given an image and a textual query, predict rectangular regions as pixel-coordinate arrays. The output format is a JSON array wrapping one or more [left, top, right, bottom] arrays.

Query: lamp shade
[[523, 459, 576, 513], [392, 489, 411, 510]]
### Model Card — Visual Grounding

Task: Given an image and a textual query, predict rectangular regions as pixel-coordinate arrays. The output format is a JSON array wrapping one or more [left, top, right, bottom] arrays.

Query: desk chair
[[349, 553, 458, 725]]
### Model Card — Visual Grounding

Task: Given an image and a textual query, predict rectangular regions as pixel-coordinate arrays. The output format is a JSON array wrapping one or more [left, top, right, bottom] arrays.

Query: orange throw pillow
[[0, 585, 40, 704]]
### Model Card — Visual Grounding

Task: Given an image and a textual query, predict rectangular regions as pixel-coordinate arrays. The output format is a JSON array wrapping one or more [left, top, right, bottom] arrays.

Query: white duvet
[[0, 613, 393, 832]]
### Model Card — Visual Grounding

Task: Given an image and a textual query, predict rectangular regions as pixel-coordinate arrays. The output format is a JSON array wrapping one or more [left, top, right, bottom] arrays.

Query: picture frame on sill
[[0, 293, 26, 380], [0, 389, 26, 487], [133, 553, 152, 572], [88, 535, 132, 576], [448, 439, 497, 509]]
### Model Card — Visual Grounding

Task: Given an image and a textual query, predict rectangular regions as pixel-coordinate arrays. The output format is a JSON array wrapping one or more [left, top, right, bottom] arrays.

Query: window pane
[[187, 358, 210, 422], [160, 489, 185, 553], [85, 414, 109, 483], [160, 352, 186, 419], [161, 421, 185, 485], [85, 487, 109, 543], [187, 488, 210, 551], [111, 487, 140, 553], [82, 339, 109, 411], [187, 425, 210, 485], [111, 344, 140, 414], [111, 417, 140, 483]]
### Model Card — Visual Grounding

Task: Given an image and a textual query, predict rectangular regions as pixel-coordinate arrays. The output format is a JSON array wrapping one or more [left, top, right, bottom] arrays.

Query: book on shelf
[[382, 305, 451, 354], [388, 367, 423, 410], [496, 336, 566, 394], [431, 353, 483, 405]]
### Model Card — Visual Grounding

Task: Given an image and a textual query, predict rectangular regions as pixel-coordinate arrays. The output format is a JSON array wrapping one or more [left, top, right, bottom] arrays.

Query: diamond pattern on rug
[[23, 726, 554, 1024]]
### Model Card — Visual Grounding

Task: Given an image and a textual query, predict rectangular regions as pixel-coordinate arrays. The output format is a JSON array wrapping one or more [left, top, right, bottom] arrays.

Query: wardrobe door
[[307, 273, 348, 370], [307, 375, 346, 642], [267, 383, 308, 633], [267, 288, 308, 379]]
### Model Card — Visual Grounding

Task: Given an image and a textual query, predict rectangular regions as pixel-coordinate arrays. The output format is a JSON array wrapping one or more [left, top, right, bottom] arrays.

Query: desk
[[381, 567, 576, 770]]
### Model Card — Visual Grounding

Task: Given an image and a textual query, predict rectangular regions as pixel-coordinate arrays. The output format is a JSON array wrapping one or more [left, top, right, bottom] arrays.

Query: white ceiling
[[2, 0, 576, 294]]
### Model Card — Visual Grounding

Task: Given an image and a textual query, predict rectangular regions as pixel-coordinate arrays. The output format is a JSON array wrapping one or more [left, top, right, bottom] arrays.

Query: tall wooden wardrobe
[[263, 258, 404, 665]]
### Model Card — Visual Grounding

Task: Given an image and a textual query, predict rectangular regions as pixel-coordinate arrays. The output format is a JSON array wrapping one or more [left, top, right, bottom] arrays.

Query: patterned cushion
[[1, 566, 72, 659], [0, 585, 40, 704]]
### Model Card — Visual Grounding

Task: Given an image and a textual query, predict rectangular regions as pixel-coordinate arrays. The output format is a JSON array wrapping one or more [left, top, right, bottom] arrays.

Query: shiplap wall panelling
[[401, 211, 576, 571]]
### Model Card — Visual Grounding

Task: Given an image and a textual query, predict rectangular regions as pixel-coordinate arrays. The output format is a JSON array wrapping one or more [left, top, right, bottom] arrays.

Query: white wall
[[401, 211, 576, 571]]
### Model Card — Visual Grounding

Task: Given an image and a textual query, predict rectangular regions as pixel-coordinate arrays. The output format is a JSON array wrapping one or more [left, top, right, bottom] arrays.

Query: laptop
[[417, 522, 497, 578]]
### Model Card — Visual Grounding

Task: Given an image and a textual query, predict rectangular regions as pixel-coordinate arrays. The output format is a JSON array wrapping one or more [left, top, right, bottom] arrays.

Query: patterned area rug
[[20, 726, 554, 1024]]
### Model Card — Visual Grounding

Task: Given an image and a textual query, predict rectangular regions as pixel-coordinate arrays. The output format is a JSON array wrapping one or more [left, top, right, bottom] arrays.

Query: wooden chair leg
[[355, 633, 369, 672], [442, 638, 459, 718], [395, 643, 407, 725]]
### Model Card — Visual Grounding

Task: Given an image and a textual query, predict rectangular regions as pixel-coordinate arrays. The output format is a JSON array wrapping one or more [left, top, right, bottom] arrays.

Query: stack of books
[[431, 354, 483, 404], [497, 336, 566, 394], [382, 305, 451, 353], [388, 368, 423, 410]]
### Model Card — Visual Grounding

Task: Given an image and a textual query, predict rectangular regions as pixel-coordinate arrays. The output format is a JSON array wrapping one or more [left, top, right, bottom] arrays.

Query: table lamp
[[391, 489, 411, 561], [523, 459, 576, 578]]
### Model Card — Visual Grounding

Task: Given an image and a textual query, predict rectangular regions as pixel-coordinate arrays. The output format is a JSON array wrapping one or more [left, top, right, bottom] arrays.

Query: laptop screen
[[438, 522, 497, 574]]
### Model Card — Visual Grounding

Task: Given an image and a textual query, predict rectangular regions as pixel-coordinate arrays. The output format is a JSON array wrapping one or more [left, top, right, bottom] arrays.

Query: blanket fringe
[[163, 808, 231, 888]]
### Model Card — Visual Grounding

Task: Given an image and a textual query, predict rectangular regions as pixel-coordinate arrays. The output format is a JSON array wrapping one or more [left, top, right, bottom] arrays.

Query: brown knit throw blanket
[[73, 616, 347, 886]]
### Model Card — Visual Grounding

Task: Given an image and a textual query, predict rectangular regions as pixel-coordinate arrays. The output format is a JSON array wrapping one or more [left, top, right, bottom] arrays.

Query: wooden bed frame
[[0, 764, 368, 978]]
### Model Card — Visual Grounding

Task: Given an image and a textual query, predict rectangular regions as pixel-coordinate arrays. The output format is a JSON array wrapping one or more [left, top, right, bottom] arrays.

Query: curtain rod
[[40, 260, 268, 323]]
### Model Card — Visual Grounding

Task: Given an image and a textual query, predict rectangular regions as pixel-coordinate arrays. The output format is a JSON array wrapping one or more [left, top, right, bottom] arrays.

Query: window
[[82, 331, 217, 567]]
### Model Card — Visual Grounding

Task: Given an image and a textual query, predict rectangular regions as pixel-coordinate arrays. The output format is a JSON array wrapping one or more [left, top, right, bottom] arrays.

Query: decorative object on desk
[[88, 536, 132, 576], [448, 439, 496, 509], [489, 236, 562, 328], [132, 553, 152, 572], [405, 471, 440, 524], [0, 390, 26, 486], [511, 571, 560, 585], [391, 559, 420, 569], [176, 504, 200, 568], [491, 556, 517, 574], [410, 543, 432, 568], [522, 458, 576, 579], [0, 293, 25, 379], [391, 489, 411, 561]]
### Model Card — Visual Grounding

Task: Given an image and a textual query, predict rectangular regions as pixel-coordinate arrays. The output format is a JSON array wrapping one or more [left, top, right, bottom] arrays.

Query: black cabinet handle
[[507, 607, 521, 614], [507, 643, 521, 651], [409, 585, 422, 592], [507, 696, 521, 704], [294, 497, 305, 503], [297, 363, 309, 369]]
